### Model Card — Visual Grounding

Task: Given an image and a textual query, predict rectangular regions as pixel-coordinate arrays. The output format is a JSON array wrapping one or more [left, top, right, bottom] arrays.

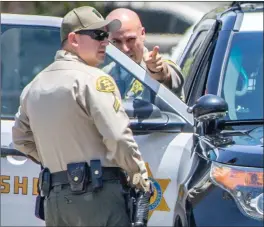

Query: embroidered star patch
[[96, 76, 116, 93]]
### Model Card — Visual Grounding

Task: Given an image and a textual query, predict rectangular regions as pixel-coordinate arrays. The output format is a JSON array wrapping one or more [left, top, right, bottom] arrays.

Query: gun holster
[[67, 162, 89, 194], [35, 167, 50, 221], [38, 168, 51, 197], [125, 182, 154, 227], [133, 190, 153, 227], [35, 195, 45, 221]]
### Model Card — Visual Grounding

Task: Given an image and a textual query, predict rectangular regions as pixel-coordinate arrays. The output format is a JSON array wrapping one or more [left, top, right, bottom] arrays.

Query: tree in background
[[1, 1, 107, 17]]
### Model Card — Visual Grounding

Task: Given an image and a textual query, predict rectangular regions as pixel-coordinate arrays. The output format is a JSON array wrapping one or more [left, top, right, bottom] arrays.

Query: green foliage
[[2, 1, 106, 18]]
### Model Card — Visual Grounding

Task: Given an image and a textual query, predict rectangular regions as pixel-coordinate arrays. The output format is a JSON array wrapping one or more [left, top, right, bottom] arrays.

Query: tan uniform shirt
[[12, 50, 148, 186]]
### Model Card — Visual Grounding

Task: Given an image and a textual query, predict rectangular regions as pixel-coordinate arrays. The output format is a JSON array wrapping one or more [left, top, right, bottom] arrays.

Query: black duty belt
[[51, 167, 124, 187]]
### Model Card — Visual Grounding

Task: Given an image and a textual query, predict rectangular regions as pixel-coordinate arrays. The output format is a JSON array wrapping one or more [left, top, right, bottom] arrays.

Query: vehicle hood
[[1, 119, 15, 148], [197, 126, 264, 168]]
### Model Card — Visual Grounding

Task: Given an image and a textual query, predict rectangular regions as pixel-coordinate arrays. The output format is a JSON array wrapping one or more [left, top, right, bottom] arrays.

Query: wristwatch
[[147, 67, 166, 83], [147, 67, 163, 74]]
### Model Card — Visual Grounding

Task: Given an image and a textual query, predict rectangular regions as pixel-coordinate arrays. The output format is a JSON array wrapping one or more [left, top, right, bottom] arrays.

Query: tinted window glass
[[180, 30, 208, 102], [181, 30, 208, 79], [1, 24, 61, 117], [221, 32, 263, 120], [100, 55, 152, 102]]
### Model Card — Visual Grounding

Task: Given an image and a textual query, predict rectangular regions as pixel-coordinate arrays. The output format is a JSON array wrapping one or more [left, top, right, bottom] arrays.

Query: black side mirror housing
[[124, 98, 162, 119], [187, 94, 228, 122]]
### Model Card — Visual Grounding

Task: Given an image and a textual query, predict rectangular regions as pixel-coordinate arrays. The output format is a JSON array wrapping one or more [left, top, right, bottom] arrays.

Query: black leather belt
[[51, 167, 124, 187]]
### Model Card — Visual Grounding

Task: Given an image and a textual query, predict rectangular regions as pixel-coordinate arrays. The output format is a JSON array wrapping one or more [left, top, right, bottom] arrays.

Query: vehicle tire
[[174, 203, 188, 227], [175, 215, 183, 227]]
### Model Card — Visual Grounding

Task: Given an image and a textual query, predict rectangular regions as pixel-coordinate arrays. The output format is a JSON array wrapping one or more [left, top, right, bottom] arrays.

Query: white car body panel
[[1, 121, 43, 226]]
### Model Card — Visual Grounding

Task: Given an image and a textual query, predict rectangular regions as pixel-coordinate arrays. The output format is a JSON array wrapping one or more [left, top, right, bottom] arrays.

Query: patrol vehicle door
[[100, 44, 198, 226]]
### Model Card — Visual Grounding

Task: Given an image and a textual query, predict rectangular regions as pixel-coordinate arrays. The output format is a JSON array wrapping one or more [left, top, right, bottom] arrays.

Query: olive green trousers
[[44, 182, 131, 226]]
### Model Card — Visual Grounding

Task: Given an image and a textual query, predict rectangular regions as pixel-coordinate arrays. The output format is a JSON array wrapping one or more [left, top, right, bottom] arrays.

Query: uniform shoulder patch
[[163, 59, 183, 77], [126, 80, 143, 98], [131, 80, 143, 94], [163, 59, 177, 66], [113, 96, 121, 112], [96, 76, 116, 93]]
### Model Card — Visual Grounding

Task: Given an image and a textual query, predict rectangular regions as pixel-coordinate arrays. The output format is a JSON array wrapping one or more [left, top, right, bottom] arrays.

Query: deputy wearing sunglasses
[[12, 6, 151, 227]]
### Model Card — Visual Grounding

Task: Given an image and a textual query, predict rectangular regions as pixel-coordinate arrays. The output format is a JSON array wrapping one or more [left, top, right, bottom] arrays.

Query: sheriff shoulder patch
[[163, 59, 177, 67], [129, 80, 143, 95], [163, 59, 182, 72], [96, 76, 116, 93]]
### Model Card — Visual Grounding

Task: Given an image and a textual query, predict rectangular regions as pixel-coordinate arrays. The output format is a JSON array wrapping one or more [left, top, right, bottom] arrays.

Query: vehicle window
[[181, 30, 209, 103], [1, 24, 61, 118], [181, 30, 208, 79], [99, 55, 152, 103], [188, 60, 211, 105], [221, 32, 263, 120], [186, 30, 218, 106]]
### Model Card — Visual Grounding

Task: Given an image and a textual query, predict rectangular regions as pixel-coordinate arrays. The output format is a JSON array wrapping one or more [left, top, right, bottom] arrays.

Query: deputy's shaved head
[[106, 8, 143, 29], [106, 8, 146, 63]]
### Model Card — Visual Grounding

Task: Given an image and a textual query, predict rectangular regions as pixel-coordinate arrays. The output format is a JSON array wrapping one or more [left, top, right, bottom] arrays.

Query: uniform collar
[[55, 50, 87, 65]]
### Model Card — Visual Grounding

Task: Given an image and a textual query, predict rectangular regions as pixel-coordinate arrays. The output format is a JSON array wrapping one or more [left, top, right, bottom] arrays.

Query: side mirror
[[187, 94, 228, 122], [124, 98, 162, 119]]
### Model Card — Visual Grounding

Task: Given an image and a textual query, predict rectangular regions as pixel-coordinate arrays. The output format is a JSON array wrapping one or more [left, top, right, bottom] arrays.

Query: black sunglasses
[[76, 30, 109, 41]]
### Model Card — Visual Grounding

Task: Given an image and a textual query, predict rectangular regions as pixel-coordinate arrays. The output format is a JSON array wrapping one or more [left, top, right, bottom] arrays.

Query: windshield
[[221, 31, 263, 121], [1, 24, 61, 118]]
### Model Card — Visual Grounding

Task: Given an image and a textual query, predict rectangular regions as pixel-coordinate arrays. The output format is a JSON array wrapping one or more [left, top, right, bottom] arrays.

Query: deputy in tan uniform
[[103, 8, 184, 99], [12, 6, 150, 227]]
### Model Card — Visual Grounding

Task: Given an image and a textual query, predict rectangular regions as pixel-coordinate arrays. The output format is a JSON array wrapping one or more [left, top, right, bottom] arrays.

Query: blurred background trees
[[1, 1, 106, 17], [1, 1, 227, 18], [1, 1, 228, 57]]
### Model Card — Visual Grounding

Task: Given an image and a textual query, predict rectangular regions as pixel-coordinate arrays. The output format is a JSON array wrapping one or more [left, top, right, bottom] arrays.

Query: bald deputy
[[12, 6, 150, 227], [102, 8, 184, 99]]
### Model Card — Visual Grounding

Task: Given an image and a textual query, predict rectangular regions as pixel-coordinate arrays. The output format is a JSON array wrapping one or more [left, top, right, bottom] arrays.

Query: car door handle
[[1, 147, 26, 157], [1, 147, 28, 165]]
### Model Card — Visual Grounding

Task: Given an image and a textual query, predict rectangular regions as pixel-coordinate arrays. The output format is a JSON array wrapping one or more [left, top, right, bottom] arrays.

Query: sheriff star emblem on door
[[145, 163, 171, 219]]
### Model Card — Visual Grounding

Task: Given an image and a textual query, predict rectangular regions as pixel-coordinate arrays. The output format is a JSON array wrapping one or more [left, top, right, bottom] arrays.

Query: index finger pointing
[[151, 46, 159, 59]]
